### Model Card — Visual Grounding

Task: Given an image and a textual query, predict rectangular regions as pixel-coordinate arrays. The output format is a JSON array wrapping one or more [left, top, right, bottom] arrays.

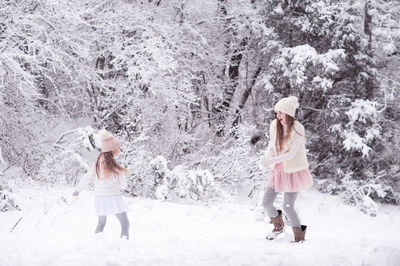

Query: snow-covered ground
[[1, 185, 399, 266]]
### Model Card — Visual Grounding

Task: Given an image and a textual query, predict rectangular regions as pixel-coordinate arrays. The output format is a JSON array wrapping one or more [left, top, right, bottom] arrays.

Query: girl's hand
[[258, 155, 272, 170]]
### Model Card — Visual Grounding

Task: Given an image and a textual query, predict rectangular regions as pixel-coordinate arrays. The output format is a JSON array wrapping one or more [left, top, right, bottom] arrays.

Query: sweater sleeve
[[118, 173, 128, 191], [268, 133, 303, 165], [258, 139, 274, 170], [76, 164, 95, 192], [259, 120, 277, 171]]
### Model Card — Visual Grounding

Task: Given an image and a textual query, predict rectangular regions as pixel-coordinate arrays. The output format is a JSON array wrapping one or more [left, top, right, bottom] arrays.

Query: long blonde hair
[[95, 151, 130, 179]]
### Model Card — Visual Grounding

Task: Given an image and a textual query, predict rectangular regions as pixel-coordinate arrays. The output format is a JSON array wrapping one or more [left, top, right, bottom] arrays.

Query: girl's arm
[[75, 164, 95, 192], [258, 139, 275, 170], [119, 173, 128, 191], [268, 133, 303, 165]]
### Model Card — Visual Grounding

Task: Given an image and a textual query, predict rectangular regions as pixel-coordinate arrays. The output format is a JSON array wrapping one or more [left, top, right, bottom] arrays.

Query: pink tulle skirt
[[267, 163, 313, 192]]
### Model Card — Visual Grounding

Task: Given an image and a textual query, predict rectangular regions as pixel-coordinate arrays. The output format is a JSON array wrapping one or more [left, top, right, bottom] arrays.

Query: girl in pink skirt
[[73, 130, 131, 239], [259, 96, 313, 242]]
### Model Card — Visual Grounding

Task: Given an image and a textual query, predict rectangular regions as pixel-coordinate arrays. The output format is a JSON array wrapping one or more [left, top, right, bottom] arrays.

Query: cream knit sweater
[[76, 163, 127, 196], [260, 119, 309, 173]]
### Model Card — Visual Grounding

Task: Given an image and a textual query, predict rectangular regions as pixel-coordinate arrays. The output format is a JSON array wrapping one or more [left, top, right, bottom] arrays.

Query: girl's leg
[[115, 212, 130, 239], [262, 187, 279, 217], [282, 192, 300, 227], [263, 187, 284, 240], [95, 215, 107, 233]]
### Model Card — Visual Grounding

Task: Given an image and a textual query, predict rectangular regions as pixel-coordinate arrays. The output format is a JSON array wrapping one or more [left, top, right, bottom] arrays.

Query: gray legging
[[95, 212, 130, 239], [262, 187, 301, 227]]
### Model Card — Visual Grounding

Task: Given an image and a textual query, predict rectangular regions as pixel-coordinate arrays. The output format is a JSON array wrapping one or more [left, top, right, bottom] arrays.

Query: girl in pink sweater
[[73, 130, 131, 239], [259, 96, 313, 242]]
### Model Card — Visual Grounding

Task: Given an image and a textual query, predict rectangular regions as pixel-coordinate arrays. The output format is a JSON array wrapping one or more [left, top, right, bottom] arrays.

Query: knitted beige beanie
[[98, 130, 120, 153], [274, 96, 299, 117]]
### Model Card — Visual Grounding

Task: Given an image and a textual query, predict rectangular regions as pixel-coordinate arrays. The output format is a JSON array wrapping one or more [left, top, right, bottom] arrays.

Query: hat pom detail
[[98, 129, 120, 152], [98, 129, 110, 140], [274, 96, 300, 117], [287, 96, 299, 108]]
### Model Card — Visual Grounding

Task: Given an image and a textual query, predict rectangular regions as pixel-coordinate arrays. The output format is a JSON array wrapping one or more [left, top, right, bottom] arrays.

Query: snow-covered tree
[[1, 0, 399, 209]]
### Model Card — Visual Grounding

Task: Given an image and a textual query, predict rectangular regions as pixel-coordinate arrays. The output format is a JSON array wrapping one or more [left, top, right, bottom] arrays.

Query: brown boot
[[292, 225, 307, 242], [266, 210, 284, 240]]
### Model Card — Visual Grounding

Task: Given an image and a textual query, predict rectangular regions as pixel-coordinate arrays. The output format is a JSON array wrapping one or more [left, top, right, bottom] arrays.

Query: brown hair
[[276, 114, 298, 152], [95, 151, 130, 179]]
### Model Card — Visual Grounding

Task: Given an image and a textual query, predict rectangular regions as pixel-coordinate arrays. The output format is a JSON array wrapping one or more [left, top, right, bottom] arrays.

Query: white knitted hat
[[98, 130, 120, 153], [274, 96, 299, 117]]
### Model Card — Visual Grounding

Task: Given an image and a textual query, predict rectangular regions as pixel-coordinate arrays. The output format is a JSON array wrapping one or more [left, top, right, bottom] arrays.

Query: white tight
[[95, 212, 130, 239], [262, 187, 301, 227]]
